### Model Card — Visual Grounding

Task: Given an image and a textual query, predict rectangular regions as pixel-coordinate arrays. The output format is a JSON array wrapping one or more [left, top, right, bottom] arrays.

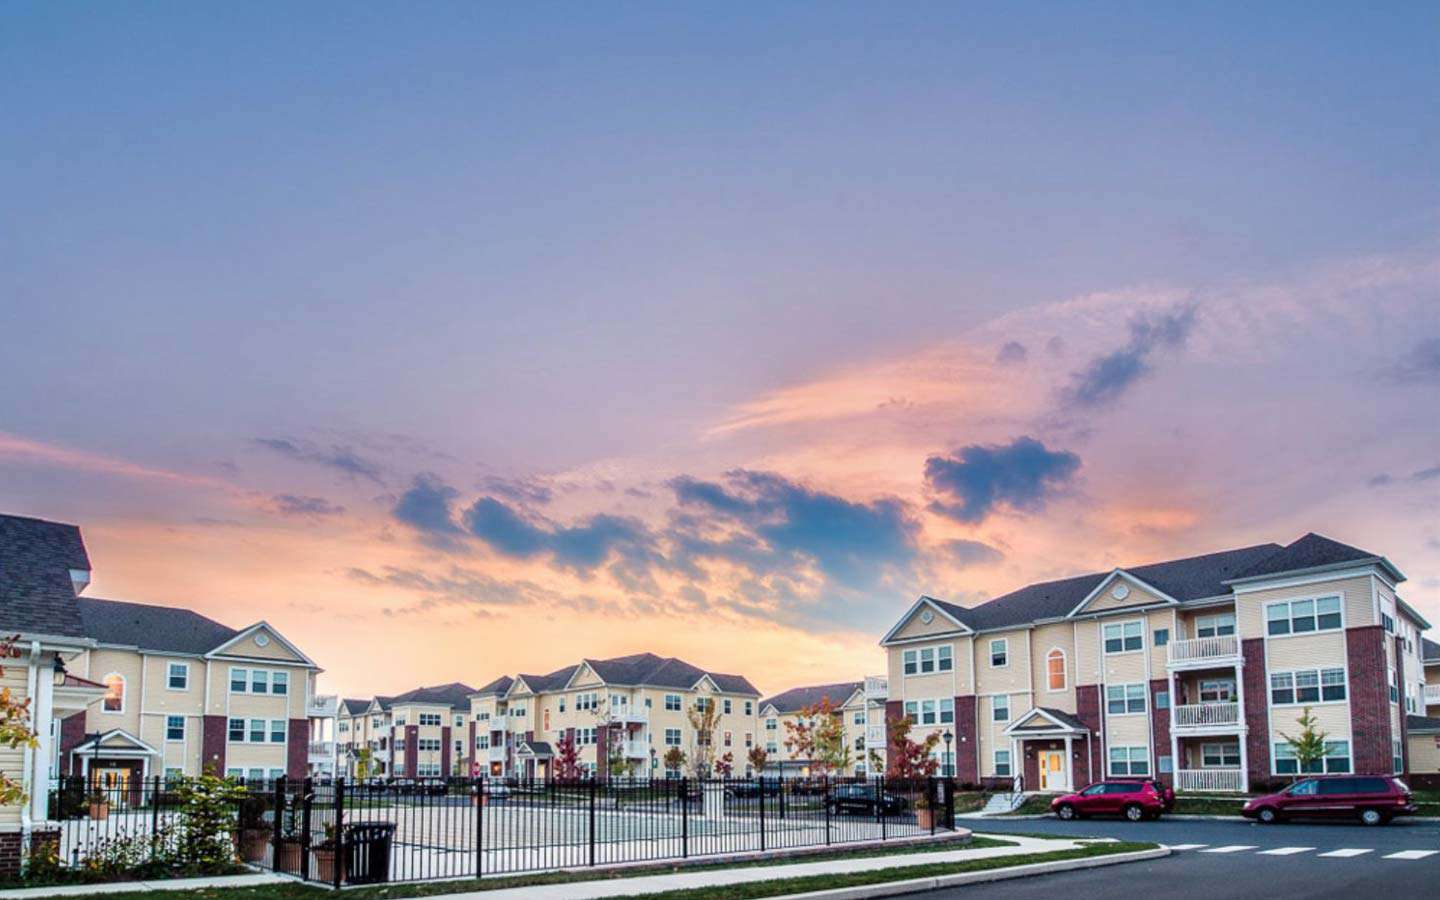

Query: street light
[[942, 731, 954, 778]]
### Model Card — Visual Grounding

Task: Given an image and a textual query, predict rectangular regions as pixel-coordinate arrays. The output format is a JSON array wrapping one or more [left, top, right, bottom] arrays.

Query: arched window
[[1046, 649, 1067, 691], [102, 673, 125, 712]]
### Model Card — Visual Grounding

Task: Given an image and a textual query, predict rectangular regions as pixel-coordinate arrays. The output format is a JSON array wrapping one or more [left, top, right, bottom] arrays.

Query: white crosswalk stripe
[[1166, 843, 1208, 851], [1318, 849, 1373, 858], [1200, 845, 1257, 853], [1382, 850, 1438, 860], [1258, 846, 1314, 856]]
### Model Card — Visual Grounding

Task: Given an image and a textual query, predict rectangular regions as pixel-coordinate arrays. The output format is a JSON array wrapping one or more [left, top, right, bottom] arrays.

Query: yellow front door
[[1039, 751, 1065, 790]]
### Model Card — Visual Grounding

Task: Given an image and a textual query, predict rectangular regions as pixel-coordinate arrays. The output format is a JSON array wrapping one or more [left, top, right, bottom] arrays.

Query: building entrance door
[[1038, 750, 1066, 791]]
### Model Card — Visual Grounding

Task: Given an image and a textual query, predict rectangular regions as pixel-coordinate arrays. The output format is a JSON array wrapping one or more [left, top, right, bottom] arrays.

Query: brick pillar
[[468, 721, 477, 776], [1150, 679, 1172, 787], [1075, 685, 1102, 785], [59, 712, 86, 776], [202, 715, 228, 775], [441, 725, 452, 777], [1396, 636, 1409, 775], [1241, 639, 1270, 787], [0, 832, 21, 880], [286, 718, 309, 778], [883, 700, 902, 775], [1347, 626, 1393, 775], [1022, 739, 1040, 789], [404, 725, 419, 778], [953, 695, 978, 784]]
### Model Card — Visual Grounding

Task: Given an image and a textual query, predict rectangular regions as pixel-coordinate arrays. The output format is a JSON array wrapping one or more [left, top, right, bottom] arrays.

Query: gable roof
[[761, 682, 862, 714], [78, 596, 239, 655], [1226, 533, 1404, 584], [923, 543, 1284, 633], [389, 682, 476, 710], [1406, 714, 1440, 735], [514, 653, 760, 696], [1003, 707, 1089, 735], [472, 675, 515, 697], [1423, 638, 1440, 664], [339, 697, 371, 715], [0, 513, 91, 639]]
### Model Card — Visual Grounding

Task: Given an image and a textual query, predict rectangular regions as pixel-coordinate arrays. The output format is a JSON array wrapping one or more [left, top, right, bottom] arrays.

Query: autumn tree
[[714, 752, 735, 778], [553, 731, 582, 782], [592, 697, 635, 778], [782, 696, 851, 776], [0, 637, 38, 805], [886, 714, 940, 779], [354, 747, 373, 780], [686, 697, 721, 777], [662, 746, 686, 776], [747, 745, 769, 776]]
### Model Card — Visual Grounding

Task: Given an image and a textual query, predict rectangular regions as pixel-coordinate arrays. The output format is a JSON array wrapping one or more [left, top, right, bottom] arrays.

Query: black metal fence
[[45, 775, 959, 887]]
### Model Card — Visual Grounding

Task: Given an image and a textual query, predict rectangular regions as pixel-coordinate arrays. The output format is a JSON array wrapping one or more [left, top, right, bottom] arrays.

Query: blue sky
[[2, 3, 1437, 693]]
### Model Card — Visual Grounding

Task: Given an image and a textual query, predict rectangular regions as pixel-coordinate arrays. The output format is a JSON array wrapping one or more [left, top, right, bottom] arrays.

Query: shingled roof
[[1423, 638, 1440, 664], [472, 675, 515, 696], [339, 697, 371, 715], [582, 652, 760, 695], [0, 513, 91, 639], [78, 596, 240, 654], [924, 543, 1283, 633], [1227, 532, 1400, 582], [762, 682, 862, 714], [389, 682, 476, 710]]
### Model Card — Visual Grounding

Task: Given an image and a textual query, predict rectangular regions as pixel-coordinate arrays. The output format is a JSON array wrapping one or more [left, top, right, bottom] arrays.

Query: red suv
[[1242, 776, 1416, 826], [1051, 779, 1175, 822]]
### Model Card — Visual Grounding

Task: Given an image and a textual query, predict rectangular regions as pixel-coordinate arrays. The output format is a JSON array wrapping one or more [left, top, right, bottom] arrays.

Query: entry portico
[[1002, 707, 1091, 792]]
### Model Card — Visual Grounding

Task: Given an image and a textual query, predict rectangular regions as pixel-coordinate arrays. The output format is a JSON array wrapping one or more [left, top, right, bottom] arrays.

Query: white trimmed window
[[1393, 739, 1404, 773], [1108, 746, 1149, 776], [1388, 667, 1399, 703], [1195, 613, 1236, 638], [1274, 741, 1350, 774], [1199, 679, 1235, 702], [1106, 683, 1146, 715], [903, 650, 918, 675], [1046, 649, 1066, 691], [418, 713, 442, 727], [102, 673, 125, 713], [1201, 742, 1240, 767], [1103, 621, 1143, 654], [167, 662, 189, 690], [938, 645, 954, 671], [765, 717, 777, 731], [665, 694, 682, 711], [166, 715, 185, 741], [939, 698, 955, 724], [1265, 596, 1342, 636], [664, 728, 682, 746], [1269, 668, 1346, 705], [994, 749, 1012, 777], [919, 647, 937, 673], [990, 639, 1008, 668], [992, 694, 1009, 722], [270, 720, 286, 743]]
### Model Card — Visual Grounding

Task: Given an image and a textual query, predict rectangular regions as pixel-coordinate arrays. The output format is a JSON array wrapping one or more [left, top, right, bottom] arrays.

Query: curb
[[770, 847, 1171, 899], [0, 873, 291, 900]]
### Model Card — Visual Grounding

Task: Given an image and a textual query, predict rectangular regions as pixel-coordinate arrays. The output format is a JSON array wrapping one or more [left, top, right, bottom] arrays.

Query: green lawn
[[20, 835, 1015, 900], [1000, 794, 1056, 816]]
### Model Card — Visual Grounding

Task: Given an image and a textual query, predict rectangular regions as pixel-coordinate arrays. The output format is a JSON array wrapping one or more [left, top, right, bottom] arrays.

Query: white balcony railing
[[864, 676, 888, 700], [620, 740, 649, 758], [865, 724, 886, 748], [486, 746, 506, 762], [615, 706, 649, 724], [1168, 635, 1241, 667], [1176, 768, 1245, 793], [1424, 683, 1440, 706], [1171, 702, 1241, 730], [307, 694, 338, 718], [308, 741, 334, 757]]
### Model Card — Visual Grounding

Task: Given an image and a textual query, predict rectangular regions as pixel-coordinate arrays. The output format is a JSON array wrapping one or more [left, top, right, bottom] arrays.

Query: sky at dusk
[[3, 3, 1438, 698]]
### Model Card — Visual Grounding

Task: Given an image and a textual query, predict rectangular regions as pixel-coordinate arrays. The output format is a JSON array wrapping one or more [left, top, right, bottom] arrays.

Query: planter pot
[[276, 841, 303, 874], [88, 802, 109, 821], [239, 829, 272, 863], [472, 793, 488, 807], [312, 847, 344, 883], [915, 807, 935, 829]]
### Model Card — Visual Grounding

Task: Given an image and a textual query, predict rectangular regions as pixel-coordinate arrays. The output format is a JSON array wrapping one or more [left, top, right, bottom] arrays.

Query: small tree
[[1280, 707, 1329, 776], [714, 751, 735, 778], [553, 731, 582, 782], [0, 636, 38, 805], [747, 745, 768, 776], [782, 697, 851, 776], [686, 698, 721, 777], [593, 698, 635, 779], [662, 746, 686, 776], [886, 714, 940, 779], [355, 747, 373, 780]]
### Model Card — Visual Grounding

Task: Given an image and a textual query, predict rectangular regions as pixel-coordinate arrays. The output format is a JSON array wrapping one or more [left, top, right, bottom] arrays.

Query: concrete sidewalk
[[0, 872, 290, 899], [436, 834, 1140, 900]]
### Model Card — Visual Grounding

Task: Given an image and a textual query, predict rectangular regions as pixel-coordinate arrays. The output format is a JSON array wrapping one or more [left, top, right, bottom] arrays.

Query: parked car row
[[1049, 774, 1414, 826]]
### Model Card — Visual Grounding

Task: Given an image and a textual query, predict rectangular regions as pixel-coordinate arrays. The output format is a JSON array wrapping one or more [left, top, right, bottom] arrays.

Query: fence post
[[150, 776, 161, 861], [680, 777, 689, 858], [757, 777, 765, 852], [928, 777, 936, 836], [778, 775, 786, 820], [587, 776, 596, 867], [300, 777, 313, 881], [474, 777, 483, 879], [272, 776, 286, 872], [875, 776, 884, 841], [823, 776, 830, 846], [332, 778, 345, 890]]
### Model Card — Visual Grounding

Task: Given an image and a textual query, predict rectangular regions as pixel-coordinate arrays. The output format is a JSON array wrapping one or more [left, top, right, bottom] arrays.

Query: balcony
[[1424, 683, 1440, 707], [864, 676, 888, 700], [486, 746, 506, 762], [1171, 702, 1242, 732], [1176, 768, 1245, 793], [865, 724, 886, 749], [307, 694, 338, 718], [620, 740, 649, 758], [1167, 635, 1241, 669], [612, 706, 649, 724], [308, 741, 334, 761]]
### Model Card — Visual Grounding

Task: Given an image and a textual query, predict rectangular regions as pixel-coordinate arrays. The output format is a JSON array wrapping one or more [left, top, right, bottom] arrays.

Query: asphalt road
[[924, 815, 1440, 898]]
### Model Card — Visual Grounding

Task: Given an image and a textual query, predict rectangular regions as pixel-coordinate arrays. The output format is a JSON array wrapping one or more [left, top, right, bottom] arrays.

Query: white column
[[30, 656, 57, 822], [1063, 735, 1074, 791], [1168, 668, 1180, 787], [1234, 659, 1249, 792]]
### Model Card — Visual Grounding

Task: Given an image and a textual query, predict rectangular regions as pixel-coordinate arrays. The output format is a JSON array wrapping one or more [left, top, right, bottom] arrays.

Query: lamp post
[[942, 731, 954, 778]]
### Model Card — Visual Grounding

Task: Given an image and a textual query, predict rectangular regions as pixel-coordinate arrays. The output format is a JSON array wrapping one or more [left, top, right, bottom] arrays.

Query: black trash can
[[343, 822, 396, 884]]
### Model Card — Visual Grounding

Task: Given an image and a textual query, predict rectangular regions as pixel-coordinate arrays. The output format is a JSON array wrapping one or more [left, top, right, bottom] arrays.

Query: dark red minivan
[[1242, 775, 1415, 825], [1051, 779, 1175, 822]]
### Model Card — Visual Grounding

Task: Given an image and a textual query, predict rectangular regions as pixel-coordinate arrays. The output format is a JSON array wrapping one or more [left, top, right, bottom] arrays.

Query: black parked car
[[826, 784, 909, 816], [725, 781, 782, 799]]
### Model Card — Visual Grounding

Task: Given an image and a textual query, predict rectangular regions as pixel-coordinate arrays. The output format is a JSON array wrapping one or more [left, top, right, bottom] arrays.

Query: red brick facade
[[404, 724, 419, 777], [59, 712, 86, 775], [953, 695, 978, 782], [1241, 638, 1270, 785], [286, 718, 309, 778], [467, 721, 477, 775], [1394, 635, 1408, 775], [441, 725, 452, 777], [883, 700, 902, 775], [1346, 625, 1393, 775], [1074, 685, 1102, 785], [1149, 679, 1172, 787], [202, 715, 228, 774]]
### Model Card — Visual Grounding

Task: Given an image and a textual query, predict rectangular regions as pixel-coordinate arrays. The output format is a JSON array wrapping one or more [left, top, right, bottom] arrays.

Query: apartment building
[[1409, 638, 1440, 788], [758, 680, 888, 777], [334, 686, 472, 778], [880, 533, 1431, 793], [468, 653, 761, 780]]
